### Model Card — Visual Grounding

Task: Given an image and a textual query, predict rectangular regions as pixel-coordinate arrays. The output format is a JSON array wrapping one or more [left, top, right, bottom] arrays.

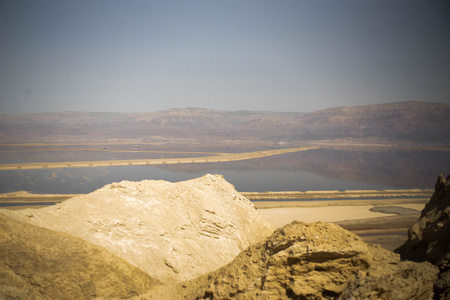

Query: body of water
[[0, 148, 448, 194]]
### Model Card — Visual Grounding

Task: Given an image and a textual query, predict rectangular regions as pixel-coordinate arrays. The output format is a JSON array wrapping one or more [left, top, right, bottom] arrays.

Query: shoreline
[[253, 198, 428, 209], [242, 189, 432, 200]]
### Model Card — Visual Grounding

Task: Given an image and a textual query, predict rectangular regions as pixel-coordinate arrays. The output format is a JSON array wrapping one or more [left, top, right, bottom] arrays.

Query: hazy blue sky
[[1, 0, 449, 114]]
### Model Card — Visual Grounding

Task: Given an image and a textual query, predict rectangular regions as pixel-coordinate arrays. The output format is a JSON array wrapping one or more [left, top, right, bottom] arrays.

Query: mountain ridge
[[1, 101, 449, 145]]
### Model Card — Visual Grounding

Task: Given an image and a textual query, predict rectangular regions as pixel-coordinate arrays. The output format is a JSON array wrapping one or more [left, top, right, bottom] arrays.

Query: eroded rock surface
[[152, 221, 438, 299], [3, 174, 273, 283], [396, 174, 450, 299], [0, 212, 160, 300]]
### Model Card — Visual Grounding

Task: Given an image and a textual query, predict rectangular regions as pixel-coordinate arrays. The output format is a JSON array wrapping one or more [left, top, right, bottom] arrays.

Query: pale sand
[[257, 202, 427, 250], [258, 204, 426, 228]]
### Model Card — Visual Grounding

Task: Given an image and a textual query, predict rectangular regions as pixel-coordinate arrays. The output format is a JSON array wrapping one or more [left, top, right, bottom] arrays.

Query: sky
[[1, 0, 449, 114]]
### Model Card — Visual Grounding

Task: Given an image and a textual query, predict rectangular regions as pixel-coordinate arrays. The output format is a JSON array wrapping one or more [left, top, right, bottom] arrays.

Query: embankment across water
[[0, 147, 318, 170]]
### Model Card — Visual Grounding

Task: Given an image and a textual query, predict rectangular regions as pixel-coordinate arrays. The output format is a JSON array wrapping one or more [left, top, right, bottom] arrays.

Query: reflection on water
[[0, 165, 394, 194], [0, 148, 448, 194]]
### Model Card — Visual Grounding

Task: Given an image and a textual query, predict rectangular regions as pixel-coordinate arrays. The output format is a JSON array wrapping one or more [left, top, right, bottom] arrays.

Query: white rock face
[[5, 174, 274, 282]]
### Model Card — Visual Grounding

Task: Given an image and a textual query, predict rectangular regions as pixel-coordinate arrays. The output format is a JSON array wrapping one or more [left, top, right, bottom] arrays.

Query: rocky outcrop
[[152, 221, 438, 299], [0, 212, 160, 299], [1, 174, 443, 299], [396, 174, 450, 299], [3, 174, 274, 283]]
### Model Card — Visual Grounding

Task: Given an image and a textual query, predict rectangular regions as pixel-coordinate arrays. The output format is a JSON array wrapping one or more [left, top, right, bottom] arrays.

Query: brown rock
[[435, 173, 446, 191], [396, 174, 450, 299], [434, 270, 450, 300], [154, 221, 437, 299], [0, 212, 160, 300], [396, 174, 450, 267]]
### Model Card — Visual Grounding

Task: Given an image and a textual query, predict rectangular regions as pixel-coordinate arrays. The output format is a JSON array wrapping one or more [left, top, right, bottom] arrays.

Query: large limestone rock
[[155, 221, 438, 299], [4, 174, 273, 283], [0, 212, 160, 299], [396, 173, 450, 299]]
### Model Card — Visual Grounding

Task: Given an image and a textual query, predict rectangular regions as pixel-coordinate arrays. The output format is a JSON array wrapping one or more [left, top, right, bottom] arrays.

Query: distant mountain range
[[1, 101, 449, 145]]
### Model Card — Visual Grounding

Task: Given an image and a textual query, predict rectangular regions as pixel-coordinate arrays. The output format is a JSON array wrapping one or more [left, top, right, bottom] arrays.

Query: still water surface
[[0, 148, 448, 194]]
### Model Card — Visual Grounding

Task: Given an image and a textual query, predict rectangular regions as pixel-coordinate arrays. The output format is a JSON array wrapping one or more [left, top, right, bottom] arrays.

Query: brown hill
[[0, 212, 160, 299], [150, 221, 438, 299], [1, 102, 449, 145], [299, 101, 450, 142]]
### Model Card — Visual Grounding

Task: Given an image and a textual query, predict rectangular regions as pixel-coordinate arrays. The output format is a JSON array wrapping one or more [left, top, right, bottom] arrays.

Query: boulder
[[3, 174, 274, 283], [0, 212, 160, 299], [154, 221, 438, 299], [396, 173, 450, 299]]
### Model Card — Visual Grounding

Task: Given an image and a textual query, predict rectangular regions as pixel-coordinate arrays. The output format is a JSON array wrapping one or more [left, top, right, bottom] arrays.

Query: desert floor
[[256, 203, 424, 226], [253, 199, 426, 251]]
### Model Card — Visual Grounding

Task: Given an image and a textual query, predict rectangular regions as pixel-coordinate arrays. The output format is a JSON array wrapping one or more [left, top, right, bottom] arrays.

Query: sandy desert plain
[[0, 142, 436, 251]]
